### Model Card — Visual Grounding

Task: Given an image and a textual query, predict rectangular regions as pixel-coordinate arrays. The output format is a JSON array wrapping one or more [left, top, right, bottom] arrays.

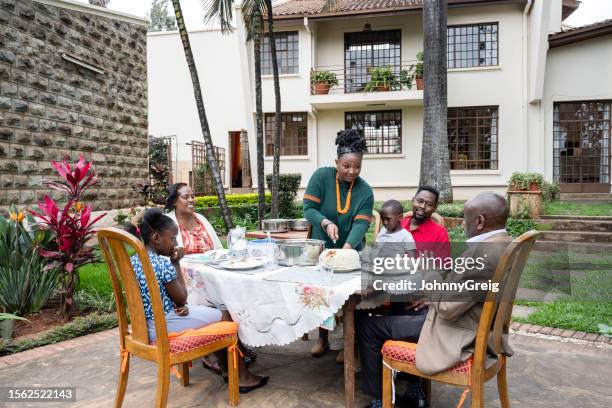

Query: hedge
[[195, 192, 271, 208], [436, 203, 465, 218]]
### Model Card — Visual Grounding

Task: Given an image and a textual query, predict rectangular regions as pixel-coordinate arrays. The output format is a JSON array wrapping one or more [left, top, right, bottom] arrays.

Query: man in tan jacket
[[415, 192, 513, 375], [358, 192, 513, 408]]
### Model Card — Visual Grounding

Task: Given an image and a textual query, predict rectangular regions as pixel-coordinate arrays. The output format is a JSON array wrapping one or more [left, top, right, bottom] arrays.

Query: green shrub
[[506, 219, 537, 238], [196, 204, 266, 222], [541, 181, 560, 202], [195, 193, 271, 208], [448, 226, 467, 242], [0, 313, 117, 356], [437, 203, 464, 218], [266, 174, 302, 218], [76, 289, 115, 314], [508, 172, 544, 191], [0, 211, 59, 315]]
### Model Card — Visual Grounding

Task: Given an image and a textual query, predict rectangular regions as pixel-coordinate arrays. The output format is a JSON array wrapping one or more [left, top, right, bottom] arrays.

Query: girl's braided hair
[[125, 207, 175, 245], [335, 129, 367, 158]]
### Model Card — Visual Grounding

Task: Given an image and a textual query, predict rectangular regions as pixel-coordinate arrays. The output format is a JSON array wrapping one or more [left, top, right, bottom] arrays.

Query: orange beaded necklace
[[336, 174, 355, 215]]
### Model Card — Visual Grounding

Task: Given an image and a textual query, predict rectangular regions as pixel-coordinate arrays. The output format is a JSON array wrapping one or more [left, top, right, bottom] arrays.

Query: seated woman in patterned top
[[165, 183, 223, 255]]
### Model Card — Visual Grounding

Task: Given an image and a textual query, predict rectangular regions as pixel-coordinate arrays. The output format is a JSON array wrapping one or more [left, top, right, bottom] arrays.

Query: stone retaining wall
[[0, 0, 148, 213]]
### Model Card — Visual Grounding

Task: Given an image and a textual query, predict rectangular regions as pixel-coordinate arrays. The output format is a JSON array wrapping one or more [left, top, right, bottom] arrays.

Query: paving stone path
[[0, 329, 610, 407]]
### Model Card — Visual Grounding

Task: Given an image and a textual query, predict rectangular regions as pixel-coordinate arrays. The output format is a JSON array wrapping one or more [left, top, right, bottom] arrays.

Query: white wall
[[541, 36, 612, 187], [309, 4, 526, 199], [147, 29, 248, 185]]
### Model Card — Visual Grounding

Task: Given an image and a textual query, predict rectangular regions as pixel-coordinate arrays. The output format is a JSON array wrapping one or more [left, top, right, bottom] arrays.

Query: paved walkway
[[0, 329, 611, 407]]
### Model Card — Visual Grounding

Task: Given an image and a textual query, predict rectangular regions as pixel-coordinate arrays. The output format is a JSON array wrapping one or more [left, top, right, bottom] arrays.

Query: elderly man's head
[[463, 192, 509, 238]]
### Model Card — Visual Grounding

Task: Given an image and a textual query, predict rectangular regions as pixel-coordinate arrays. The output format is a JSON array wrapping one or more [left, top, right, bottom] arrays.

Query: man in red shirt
[[401, 186, 450, 260]]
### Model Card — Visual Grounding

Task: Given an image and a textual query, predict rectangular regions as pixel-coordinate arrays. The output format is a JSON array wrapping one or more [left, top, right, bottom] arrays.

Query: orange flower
[[9, 211, 24, 223], [75, 202, 84, 212]]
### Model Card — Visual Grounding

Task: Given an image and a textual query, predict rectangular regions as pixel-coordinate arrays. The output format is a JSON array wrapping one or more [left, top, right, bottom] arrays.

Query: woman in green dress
[[303, 129, 374, 358]]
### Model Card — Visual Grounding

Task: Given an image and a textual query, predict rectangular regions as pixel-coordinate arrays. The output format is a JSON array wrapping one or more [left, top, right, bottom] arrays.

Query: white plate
[[321, 265, 362, 273], [184, 249, 230, 264], [219, 259, 265, 270]]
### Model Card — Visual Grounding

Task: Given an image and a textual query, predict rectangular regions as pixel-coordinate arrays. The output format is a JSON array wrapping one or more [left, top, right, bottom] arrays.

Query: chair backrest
[[97, 227, 170, 352], [472, 230, 539, 373]]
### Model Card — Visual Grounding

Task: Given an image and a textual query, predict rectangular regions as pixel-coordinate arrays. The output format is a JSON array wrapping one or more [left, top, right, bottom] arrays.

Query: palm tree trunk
[[266, 0, 281, 218], [253, 10, 266, 228], [420, 0, 453, 203], [171, 0, 234, 229]]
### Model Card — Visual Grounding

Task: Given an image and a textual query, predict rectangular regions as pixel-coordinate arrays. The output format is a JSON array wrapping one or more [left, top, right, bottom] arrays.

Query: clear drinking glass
[[228, 226, 247, 258]]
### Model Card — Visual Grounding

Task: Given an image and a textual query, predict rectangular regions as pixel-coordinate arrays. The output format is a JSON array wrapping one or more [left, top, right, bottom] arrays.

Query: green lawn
[[514, 251, 612, 333], [543, 201, 612, 217], [78, 262, 112, 298]]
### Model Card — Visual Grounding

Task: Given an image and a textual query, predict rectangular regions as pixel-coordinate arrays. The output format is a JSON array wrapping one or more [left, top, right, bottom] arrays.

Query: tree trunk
[[420, 0, 453, 203], [253, 11, 266, 229], [171, 0, 233, 229], [266, 0, 281, 218]]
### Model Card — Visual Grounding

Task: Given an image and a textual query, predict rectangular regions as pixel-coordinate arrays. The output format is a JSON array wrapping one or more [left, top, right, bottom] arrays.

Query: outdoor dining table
[[181, 258, 382, 408]]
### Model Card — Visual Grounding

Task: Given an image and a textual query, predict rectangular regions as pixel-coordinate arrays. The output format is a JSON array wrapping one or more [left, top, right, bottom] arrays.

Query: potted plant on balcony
[[310, 70, 338, 95], [400, 68, 414, 90], [365, 66, 399, 92], [410, 51, 424, 90], [507, 172, 544, 219]]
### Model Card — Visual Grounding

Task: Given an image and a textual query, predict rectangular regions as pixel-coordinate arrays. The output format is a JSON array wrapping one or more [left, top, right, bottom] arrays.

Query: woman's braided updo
[[335, 129, 367, 158]]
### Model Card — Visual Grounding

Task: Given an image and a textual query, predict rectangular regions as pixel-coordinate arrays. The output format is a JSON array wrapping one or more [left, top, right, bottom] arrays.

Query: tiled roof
[[273, 0, 423, 18], [549, 18, 612, 48]]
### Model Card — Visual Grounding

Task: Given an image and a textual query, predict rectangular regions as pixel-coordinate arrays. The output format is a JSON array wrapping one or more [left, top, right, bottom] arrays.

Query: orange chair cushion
[[382, 340, 473, 376], [152, 321, 238, 354]]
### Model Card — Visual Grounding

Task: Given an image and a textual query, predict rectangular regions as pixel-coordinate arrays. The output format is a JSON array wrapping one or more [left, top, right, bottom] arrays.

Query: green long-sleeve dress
[[303, 167, 374, 250]]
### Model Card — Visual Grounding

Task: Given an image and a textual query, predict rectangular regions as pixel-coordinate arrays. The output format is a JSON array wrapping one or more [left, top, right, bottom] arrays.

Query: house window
[[344, 30, 401, 93], [553, 101, 611, 185], [345, 110, 402, 154], [262, 31, 299, 75], [265, 112, 308, 156], [447, 23, 498, 68], [447, 106, 498, 169]]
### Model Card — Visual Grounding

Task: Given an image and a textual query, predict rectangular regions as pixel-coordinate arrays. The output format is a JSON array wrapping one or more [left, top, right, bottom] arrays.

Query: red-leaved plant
[[29, 154, 105, 320]]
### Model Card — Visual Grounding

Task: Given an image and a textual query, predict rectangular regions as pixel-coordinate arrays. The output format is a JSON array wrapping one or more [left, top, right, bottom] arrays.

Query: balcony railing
[[310, 60, 421, 95]]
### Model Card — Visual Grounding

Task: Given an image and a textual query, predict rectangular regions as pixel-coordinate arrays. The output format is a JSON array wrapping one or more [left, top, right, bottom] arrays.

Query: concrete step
[[534, 241, 612, 253], [536, 218, 612, 232], [538, 230, 612, 244], [559, 192, 612, 203], [540, 214, 612, 222]]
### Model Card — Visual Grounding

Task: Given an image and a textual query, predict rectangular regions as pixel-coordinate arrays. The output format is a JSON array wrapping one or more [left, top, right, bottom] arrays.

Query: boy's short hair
[[381, 199, 404, 215]]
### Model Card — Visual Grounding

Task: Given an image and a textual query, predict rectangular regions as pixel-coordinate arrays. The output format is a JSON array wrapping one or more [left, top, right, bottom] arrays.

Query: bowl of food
[[262, 219, 289, 233], [276, 239, 325, 266]]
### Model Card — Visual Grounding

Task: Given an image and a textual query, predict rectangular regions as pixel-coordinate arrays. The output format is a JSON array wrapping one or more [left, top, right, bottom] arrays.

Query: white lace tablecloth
[[181, 260, 373, 347]]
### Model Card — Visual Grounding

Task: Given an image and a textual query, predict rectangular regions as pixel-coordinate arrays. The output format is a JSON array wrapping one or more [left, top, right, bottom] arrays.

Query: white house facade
[[147, 0, 612, 200]]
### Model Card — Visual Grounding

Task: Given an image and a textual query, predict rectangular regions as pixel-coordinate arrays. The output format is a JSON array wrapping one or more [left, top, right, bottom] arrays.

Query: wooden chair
[[382, 230, 539, 408], [97, 227, 240, 408]]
